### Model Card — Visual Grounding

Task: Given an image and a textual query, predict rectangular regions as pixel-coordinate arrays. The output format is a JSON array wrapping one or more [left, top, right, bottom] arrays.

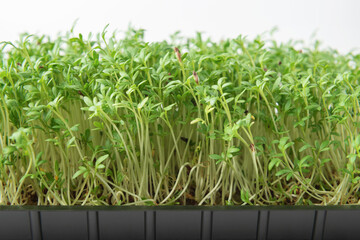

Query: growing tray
[[0, 206, 359, 240]]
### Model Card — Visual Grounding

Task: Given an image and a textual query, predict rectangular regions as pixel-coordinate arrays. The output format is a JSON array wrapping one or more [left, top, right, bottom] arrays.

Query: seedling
[[0, 27, 359, 206]]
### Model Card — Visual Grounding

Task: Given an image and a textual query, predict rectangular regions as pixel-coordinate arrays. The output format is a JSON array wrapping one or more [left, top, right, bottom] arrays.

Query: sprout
[[0, 26, 359, 206]]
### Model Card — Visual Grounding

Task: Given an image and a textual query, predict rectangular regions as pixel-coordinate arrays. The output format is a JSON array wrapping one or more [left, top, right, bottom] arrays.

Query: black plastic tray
[[0, 206, 359, 240]]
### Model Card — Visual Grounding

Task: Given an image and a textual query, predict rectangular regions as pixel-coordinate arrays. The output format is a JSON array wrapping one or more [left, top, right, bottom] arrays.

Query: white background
[[0, 0, 359, 53]]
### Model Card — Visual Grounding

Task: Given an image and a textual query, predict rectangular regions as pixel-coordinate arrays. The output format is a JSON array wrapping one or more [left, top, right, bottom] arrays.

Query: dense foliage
[[0, 27, 360, 205]]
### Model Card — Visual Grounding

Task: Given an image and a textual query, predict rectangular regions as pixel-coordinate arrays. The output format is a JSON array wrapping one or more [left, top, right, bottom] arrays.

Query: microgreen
[[0, 27, 359, 206]]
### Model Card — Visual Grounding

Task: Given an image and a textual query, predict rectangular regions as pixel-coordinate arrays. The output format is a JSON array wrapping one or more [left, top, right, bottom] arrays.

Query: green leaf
[[268, 158, 281, 171], [225, 97, 234, 103], [240, 189, 251, 204], [164, 103, 176, 111], [347, 154, 357, 164], [190, 118, 204, 125], [228, 147, 240, 153], [19, 174, 32, 183], [275, 168, 291, 177], [320, 158, 331, 166], [205, 96, 217, 106], [93, 121, 103, 129], [352, 176, 360, 183], [105, 169, 113, 177], [66, 136, 76, 148], [137, 97, 149, 109], [3, 146, 16, 155], [278, 137, 290, 151], [83, 97, 93, 106], [314, 140, 320, 150], [36, 160, 47, 168], [35, 152, 43, 163], [217, 77, 226, 86], [272, 76, 282, 91], [209, 154, 221, 160], [96, 154, 109, 167], [299, 144, 311, 152], [72, 167, 87, 179], [319, 140, 330, 151], [299, 155, 313, 166], [117, 172, 124, 183], [70, 124, 79, 132], [355, 135, 360, 147], [305, 104, 321, 111], [284, 142, 294, 150], [222, 82, 232, 88], [96, 164, 105, 169], [286, 172, 293, 181], [279, 137, 289, 147]]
